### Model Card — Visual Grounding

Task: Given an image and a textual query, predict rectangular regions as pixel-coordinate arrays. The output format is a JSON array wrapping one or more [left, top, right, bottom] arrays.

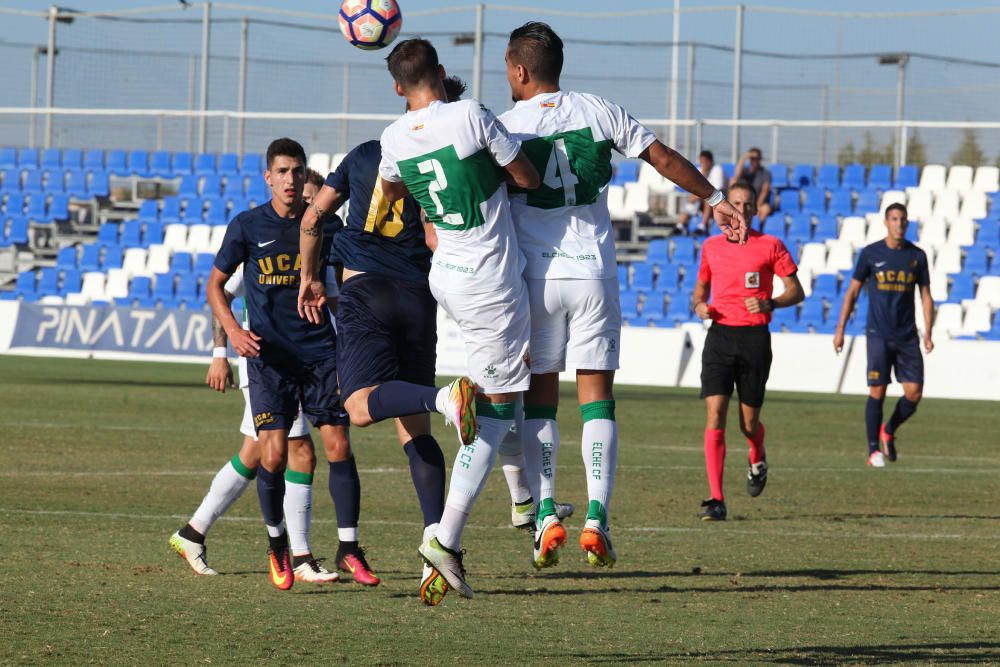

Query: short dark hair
[[507, 21, 564, 83], [885, 202, 908, 219], [266, 137, 306, 169], [305, 168, 324, 188], [442, 75, 467, 102], [729, 181, 757, 201], [699, 150, 714, 162], [748, 147, 763, 158], [385, 38, 440, 90]]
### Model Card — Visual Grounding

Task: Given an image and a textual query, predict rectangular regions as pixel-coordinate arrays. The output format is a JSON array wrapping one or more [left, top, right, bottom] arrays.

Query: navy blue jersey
[[214, 201, 336, 364], [852, 239, 930, 340], [326, 140, 431, 284]]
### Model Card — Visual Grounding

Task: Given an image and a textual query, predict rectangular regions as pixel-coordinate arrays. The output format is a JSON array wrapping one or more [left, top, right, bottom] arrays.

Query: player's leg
[[500, 393, 537, 529], [284, 424, 339, 584], [865, 336, 890, 467], [880, 338, 925, 462], [735, 325, 771, 498], [700, 325, 736, 520]]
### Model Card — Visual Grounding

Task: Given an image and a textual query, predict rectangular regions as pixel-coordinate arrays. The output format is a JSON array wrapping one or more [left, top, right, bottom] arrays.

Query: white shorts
[[240, 388, 310, 439], [526, 277, 622, 374], [434, 279, 532, 394]]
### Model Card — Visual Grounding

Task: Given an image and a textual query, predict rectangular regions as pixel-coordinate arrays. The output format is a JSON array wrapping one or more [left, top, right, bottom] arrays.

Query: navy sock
[[865, 397, 884, 454], [329, 456, 361, 531], [256, 465, 285, 530], [367, 381, 440, 422], [886, 397, 918, 435], [403, 434, 446, 527]]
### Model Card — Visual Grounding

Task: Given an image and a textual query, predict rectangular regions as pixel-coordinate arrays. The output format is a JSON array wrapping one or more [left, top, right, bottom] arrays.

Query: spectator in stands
[[304, 168, 324, 204], [730, 147, 772, 225], [679, 150, 726, 235]]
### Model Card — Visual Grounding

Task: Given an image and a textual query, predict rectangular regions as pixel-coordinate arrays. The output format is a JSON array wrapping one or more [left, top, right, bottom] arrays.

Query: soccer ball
[[339, 0, 402, 51]]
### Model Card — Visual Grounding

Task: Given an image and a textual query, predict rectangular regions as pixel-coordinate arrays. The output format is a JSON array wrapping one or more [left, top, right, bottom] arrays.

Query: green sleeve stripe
[[229, 454, 256, 480], [524, 405, 558, 421], [284, 469, 314, 485], [477, 399, 516, 421], [581, 400, 616, 423]]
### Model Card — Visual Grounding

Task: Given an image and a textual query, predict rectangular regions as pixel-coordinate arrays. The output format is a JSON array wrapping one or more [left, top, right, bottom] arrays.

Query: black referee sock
[[865, 396, 884, 454], [886, 397, 918, 435]]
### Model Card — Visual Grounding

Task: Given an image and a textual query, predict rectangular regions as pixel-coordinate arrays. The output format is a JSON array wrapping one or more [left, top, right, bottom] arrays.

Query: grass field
[[1, 354, 998, 665]]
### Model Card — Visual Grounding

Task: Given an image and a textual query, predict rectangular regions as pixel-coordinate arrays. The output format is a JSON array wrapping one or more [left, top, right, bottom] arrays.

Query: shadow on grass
[[559, 641, 1000, 664], [761, 512, 1000, 522], [472, 581, 998, 596], [494, 567, 1000, 581]]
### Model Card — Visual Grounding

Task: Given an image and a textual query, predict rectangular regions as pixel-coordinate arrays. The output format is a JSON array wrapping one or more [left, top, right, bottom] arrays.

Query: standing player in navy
[[207, 138, 352, 591], [296, 78, 476, 605], [833, 202, 934, 467]]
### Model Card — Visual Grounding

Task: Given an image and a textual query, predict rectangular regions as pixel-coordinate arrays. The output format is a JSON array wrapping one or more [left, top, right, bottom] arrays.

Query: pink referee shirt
[[697, 229, 798, 327]]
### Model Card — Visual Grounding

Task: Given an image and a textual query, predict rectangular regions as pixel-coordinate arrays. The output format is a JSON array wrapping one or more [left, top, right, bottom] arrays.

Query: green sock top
[[581, 400, 616, 422], [230, 454, 256, 480]]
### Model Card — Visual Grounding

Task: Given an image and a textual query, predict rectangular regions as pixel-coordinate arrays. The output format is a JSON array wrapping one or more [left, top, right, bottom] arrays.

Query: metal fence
[[3, 2, 1000, 167]]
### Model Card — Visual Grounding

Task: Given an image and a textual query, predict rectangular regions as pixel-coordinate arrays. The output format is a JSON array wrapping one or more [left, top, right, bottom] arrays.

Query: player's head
[[442, 75, 468, 103], [265, 138, 306, 208], [506, 21, 564, 102], [698, 149, 715, 172], [386, 38, 446, 98], [728, 182, 757, 222], [303, 168, 324, 204], [884, 202, 909, 242]]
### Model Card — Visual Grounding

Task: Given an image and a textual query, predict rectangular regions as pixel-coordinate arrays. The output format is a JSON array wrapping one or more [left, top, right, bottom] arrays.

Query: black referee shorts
[[700, 323, 772, 408]]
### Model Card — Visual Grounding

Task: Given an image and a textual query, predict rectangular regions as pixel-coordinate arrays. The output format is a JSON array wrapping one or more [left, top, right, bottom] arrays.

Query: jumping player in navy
[[833, 202, 935, 467], [206, 137, 354, 590]]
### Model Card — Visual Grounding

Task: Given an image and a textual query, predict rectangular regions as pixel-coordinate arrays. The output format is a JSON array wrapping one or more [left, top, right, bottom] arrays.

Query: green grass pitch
[[0, 355, 997, 665]]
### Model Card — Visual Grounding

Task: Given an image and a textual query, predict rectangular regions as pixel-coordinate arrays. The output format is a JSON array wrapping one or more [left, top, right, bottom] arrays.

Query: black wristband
[[767, 299, 777, 312]]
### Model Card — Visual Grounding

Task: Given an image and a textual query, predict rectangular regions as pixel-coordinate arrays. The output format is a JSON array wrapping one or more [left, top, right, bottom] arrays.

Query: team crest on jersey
[[540, 101, 557, 108], [410, 124, 425, 131], [484, 364, 498, 378], [745, 271, 760, 289]]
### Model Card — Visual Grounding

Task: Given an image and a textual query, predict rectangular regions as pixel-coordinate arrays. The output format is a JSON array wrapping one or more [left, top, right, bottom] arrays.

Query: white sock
[[434, 506, 469, 552], [524, 417, 560, 501], [338, 527, 358, 542], [499, 396, 531, 504], [189, 460, 252, 536], [582, 417, 618, 520], [434, 386, 450, 415], [266, 522, 286, 538], [283, 479, 312, 556], [422, 522, 439, 545]]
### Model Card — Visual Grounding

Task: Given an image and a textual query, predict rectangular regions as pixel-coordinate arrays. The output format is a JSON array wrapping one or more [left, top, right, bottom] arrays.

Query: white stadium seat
[[972, 165, 1000, 193], [838, 216, 868, 248], [916, 243, 936, 272], [975, 275, 1000, 308], [917, 217, 948, 249], [64, 292, 89, 306], [210, 225, 227, 253], [798, 266, 813, 297], [624, 182, 650, 216], [959, 190, 988, 220], [929, 271, 949, 302], [186, 224, 213, 254], [162, 224, 188, 252], [945, 165, 974, 195], [933, 302, 964, 339], [879, 190, 906, 215], [39, 295, 64, 305], [771, 274, 786, 298], [933, 244, 963, 275], [907, 189, 934, 220], [962, 301, 993, 333], [122, 247, 149, 278], [947, 217, 976, 247], [80, 271, 106, 302], [307, 152, 330, 176], [103, 268, 130, 301], [797, 242, 827, 275], [329, 153, 347, 173], [607, 185, 629, 221], [638, 162, 674, 194], [931, 189, 960, 220], [824, 240, 856, 272], [918, 164, 947, 194], [146, 244, 171, 275]]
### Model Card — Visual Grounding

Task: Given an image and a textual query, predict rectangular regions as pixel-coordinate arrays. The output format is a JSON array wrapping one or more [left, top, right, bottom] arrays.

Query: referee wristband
[[212, 346, 228, 359], [705, 189, 725, 207]]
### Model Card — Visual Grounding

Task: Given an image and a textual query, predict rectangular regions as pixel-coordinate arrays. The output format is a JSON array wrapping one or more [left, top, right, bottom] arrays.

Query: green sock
[[586, 499, 607, 526], [537, 497, 556, 521]]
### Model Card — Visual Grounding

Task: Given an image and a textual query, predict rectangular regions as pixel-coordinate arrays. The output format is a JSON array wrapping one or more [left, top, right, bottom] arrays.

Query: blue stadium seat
[[812, 273, 839, 298], [160, 198, 182, 225], [617, 264, 628, 289], [144, 221, 164, 247], [828, 188, 853, 216], [204, 198, 227, 226], [153, 272, 176, 299], [5, 193, 25, 215], [84, 149, 105, 172], [1, 169, 20, 193], [56, 245, 78, 269], [868, 164, 892, 190], [799, 298, 826, 326], [128, 276, 153, 302], [222, 175, 245, 199], [218, 153, 240, 177], [66, 170, 88, 199], [642, 292, 667, 320], [41, 149, 61, 171], [893, 165, 919, 190], [138, 199, 159, 224], [647, 239, 669, 266], [227, 197, 249, 219], [97, 222, 118, 246], [182, 198, 203, 223], [202, 174, 222, 198], [612, 161, 640, 185], [88, 171, 109, 198], [620, 291, 639, 319], [176, 273, 199, 304], [855, 188, 881, 215], [977, 219, 999, 249], [14, 270, 36, 296], [769, 163, 789, 189], [671, 236, 696, 265], [965, 247, 989, 275], [62, 148, 83, 170], [245, 176, 269, 202], [80, 243, 101, 271], [721, 162, 735, 180], [665, 297, 691, 323], [658, 264, 680, 292], [61, 269, 81, 296], [22, 171, 43, 195], [128, 150, 151, 178], [102, 244, 123, 269], [778, 190, 801, 215], [106, 150, 128, 176], [817, 164, 840, 190], [195, 153, 217, 175], [6, 217, 28, 245], [842, 164, 866, 190], [240, 153, 264, 175], [178, 174, 199, 199], [150, 151, 172, 177], [194, 252, 215, 275], [802, 187, 826, 214], [631, 262, 655, 292], [43, 169, 65, 193], [814, 214, 839, 241], [170, 251, 193, 274], [172, 152, 194, 176], [790, 164, 814, 188], [36, 268, 59, 296], [0, 148, 16, 170], [121, 220, 143, 248], [18, 148, 39, 170], [763, 215, 786, 239], [787, 214, 813, 245], [770, 306, 796, 330], [949, 274, 975, 302], [49, 193, 69, 221], [26, 195, 49, 223]]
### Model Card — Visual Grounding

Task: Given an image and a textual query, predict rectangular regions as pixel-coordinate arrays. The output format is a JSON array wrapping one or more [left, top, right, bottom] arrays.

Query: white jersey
[[498, 90, 657, 280], [379, 99, 525, 295]]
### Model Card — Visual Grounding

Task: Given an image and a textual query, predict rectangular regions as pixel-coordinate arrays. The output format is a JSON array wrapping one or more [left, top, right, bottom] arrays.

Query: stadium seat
[[163, 224, 188, 251], [79, 271, 106, 302], [828, 188, 853, 216], [962, 301, 993, 333], [202, 174, 222, 198], [867, 164, 891, 190], [128, 150, 151, 178], [646, 239, 669, 266], [103, 268, 130, 301], [187, 224, 212, 254], [97, 222, 118, 246], [122, 247, 148, 277], [102, 245, 123, 270], [5, 217, 28, 245], [172, 152, 194, 176], [799, 298, 826, 325], [617, 264, 628, 289], [41, 149, 61, 171], [623, 182, 649, 216], [22, 171, 43, 195], [790, 164, 814, 188], [125, 275, 153, 303], [918, 218, 948, 250], [817, 164, 840, 190], [964, 246, 989, 275], [218, 153, 239, 178], [221, 175, 245, 199], [949, 273, 975, 302], [787, 214, 813, 245], [842, 164, 866, 190], [43, 169, 65, 193], [240, 153, 264, 175], [613, 161, 640, 185], [56, 245, 78, 269], [84, 149, 105, 172], [653, 264, 677, 293], [1, 168, 21, 193], [36, 267, 60, 296], [671, 237, 696, 265], [946, 165, 974, 195], [14, 269, 37, 296], [203, 198, 227, 226], [631, 262, 654, 292], [66, 170, 88, 199], [878, 190, 906, 216], [972, 166, 999, 194], [662, 297, 690, 324], [978, 219, 999, 249], [5, 192, 26, 215], [928, 271, 949, 302], [194, 252, 215, 275], [60, 268, 81, 296], [88, 171, 109, 198], [18, 148, 39, 170], [170, 250, 193, 274], [798, 243, 827, 275], [812, 273, 839, 298], [916, 164, 945, 193], [932, 190, 960, 220], [948, 217, 976, 247], [778, 190, 801, 215], [159, 197, 182, 225], [60, 148, 82, 170], [246, 176, 269, 203], [136, 199, 159, 225], [0, 148, 16, 170], [853, 189, 880, 215], [825, 241, 855, 272], [175, 272, 200, 304], [150, 151, 172, 177], [227, 197, 249, 219], [814, 214, 838, 241], [195, 153, 217, 175], [118, 220, 142, 249], [770, 306, 796, 331], [905, 189, 933, 220], [143, 221, 164, 247], [975, 275, 1000, 308], [762, 215, 786, 239], [106, 150, 128, 176], [801, 188, 826, 214], [620, 291, 639, 319], [769, 163, 789, 190], [47, 193, 68, 221], [182, 198, 203, 224], [153, 272, 176, 300], [933, 302, 964, 339], [308, 152, 331, 176], [147, 245, 171, 275], [209, 225, 226, 253], [178, 174, 199, 199]]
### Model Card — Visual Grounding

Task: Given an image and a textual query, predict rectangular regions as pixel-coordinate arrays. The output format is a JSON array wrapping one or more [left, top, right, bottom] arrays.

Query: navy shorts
[[866, 335, 923, 386], [336, 274, 437, 401], [247, 354, 349, 433], [700, 323, 772, 408]]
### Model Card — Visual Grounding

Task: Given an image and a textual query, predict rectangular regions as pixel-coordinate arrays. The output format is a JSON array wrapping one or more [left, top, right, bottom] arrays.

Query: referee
[[692, 182, 804, 520]]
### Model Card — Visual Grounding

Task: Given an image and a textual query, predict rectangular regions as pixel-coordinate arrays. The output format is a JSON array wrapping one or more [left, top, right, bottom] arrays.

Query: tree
[[905, 129, 927, 168], [837, 142, 856, 167], [855, 131, 895, 169], [951, 128, 986, 166]]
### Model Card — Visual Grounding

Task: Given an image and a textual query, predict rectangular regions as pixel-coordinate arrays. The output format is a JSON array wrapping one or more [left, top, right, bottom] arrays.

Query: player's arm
[[640, 141, 746, 243], [420, 208, 438, 252], [502, 150, 540, 189], [381, 177, 409, 203], [206, 288, 237, 392], [757, 179, 771, 211], [692, 279, 714, 320], [833, 278, 865, 353], [206, 267, 260, 358], [298, 184, 344, 324], [920, 283, 935, 353], [747, 272, 804, 313], [730, 151, 751, 187]]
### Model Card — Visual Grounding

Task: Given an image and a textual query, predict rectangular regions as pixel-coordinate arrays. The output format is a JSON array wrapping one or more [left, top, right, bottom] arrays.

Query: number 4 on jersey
[[542, 138, 579, 206]]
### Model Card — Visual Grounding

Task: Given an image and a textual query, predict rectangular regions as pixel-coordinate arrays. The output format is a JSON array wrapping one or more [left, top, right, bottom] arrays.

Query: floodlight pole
[[44, 5, 57, 149], [198, 1, 212, 153], [472, 3, 484, 101], [237, 16, 248, 156], [730, 3, 745, 162], [30, 47, 41, 148], [668, 0, 680, 151], [683, 42, 695, 157]]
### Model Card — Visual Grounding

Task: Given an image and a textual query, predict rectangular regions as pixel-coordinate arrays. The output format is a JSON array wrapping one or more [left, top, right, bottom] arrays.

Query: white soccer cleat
[[867, 451, 886, 468], [418, 537, 473, 599], [169, 531, 218, 576], [293, 558, 340, 583]]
